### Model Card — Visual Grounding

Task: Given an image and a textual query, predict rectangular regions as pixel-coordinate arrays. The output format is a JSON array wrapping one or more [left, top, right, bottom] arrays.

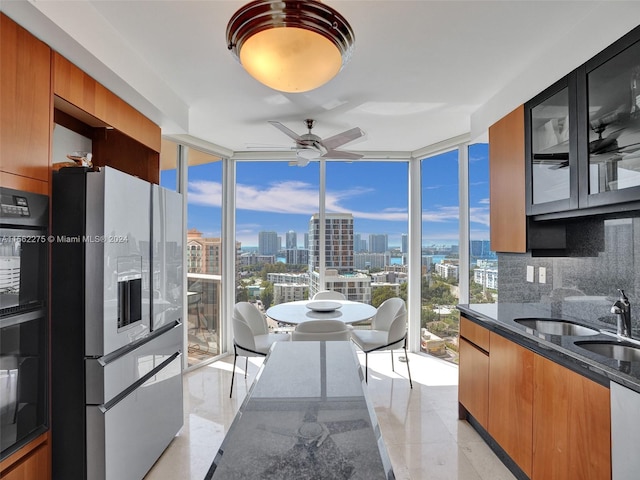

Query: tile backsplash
[[498, 216, 639, 331]]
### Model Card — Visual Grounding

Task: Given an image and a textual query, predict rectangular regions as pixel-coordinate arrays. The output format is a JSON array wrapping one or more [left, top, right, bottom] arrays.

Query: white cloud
[[188, 179, 408, 220], [188, 180, 222, 207], [422, 206, 459, 222], [470, 206, 490, 227]]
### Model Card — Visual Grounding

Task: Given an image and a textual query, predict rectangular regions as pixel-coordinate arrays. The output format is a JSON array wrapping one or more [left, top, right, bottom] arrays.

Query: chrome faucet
[[611, 289, 632, 338]]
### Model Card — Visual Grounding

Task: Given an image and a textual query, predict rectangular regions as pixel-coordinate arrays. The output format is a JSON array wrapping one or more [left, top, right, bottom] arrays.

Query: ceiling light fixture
[[226, 0, 355, 93]]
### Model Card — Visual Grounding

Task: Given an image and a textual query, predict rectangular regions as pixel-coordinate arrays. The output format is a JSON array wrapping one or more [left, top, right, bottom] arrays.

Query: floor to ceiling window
[[161, 141, 223, 367], [162, 138, 490, 364], [420, 150, 460, 362], [325, 161, 408, 306], [468, 143, 497, 304], [234, 161, 319, 322], [232, 159, 407, 335]]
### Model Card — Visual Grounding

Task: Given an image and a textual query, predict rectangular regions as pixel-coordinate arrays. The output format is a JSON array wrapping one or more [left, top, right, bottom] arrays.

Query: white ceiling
[[3, 1, 640, 159]]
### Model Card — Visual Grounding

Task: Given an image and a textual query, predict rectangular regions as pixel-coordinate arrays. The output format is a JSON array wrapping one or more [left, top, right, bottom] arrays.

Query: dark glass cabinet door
[[526, 75, 578, 215], [579, 27, 640, 208]]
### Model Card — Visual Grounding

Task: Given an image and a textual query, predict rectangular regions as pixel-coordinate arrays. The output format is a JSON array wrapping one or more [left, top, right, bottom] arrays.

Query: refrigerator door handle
[[98, 320, 182, 366], [99, 350, 181, 413]]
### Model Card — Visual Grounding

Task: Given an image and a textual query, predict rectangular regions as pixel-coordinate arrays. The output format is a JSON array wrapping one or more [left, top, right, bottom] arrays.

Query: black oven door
[[0, 228, 47, 317], [0, 310, 47, 460], [0, 188, 49, 460]]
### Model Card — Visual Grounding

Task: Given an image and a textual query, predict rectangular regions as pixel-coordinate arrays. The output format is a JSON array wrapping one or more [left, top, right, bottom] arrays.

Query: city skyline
[[160, 144, 490, 248]]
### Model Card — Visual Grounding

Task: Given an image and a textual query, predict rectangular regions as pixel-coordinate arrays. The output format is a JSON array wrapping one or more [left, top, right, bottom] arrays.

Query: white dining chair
[[292, 320, 351, 341], [230, 302, 290, 397], [312, 290, 346, 300], [350, 297, 412, 388]]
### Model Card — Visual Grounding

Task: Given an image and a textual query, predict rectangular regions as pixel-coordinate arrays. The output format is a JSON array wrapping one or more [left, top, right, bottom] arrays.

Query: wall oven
[[0, 187, 48, 461]]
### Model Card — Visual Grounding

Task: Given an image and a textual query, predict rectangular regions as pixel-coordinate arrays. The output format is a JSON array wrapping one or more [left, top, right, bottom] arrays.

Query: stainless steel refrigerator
[[51, 166, 184, 480]]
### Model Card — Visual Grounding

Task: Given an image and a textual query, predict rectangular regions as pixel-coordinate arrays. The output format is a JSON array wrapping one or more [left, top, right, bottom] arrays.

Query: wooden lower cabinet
[[533, 355, 611, 480], [488, 332, 534, 477], [460, 323, 613, 480], [459, 337, 489, 427], [459, 317, 490, 428], [0, 432, 51, 480]]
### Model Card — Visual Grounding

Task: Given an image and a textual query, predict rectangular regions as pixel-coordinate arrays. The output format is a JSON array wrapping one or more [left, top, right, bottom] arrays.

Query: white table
[[266, 300, 376, 326]]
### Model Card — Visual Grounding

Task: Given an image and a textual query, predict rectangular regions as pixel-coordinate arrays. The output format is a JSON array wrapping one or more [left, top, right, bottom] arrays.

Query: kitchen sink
[[514, 318, 600, 336], [575, 341, 640, 362]]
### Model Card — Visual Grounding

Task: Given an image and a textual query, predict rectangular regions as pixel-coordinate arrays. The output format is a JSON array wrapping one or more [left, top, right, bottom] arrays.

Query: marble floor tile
[[143, 351, 516, 480], [460, 441, 519, 480]]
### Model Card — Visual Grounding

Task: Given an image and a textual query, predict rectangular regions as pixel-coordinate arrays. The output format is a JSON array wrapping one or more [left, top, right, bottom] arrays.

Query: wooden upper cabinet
[[92, 129, 160, 184], [489, 105, 527, 253], [0, 13, 51, 188], [52, 53, 161, 154]]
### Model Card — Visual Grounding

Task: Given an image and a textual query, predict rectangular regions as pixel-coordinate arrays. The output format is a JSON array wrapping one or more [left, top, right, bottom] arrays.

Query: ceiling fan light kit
[[226, 0, 355, 93]]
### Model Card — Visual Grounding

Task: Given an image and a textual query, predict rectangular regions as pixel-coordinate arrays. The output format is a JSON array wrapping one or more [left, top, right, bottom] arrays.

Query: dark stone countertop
[[205, 341, 394, 480], [457, 303, 640, 394]]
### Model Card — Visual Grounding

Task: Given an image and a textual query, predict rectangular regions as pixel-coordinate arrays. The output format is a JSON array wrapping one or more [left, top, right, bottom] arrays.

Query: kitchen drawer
[[85, 322, 182, 405], [460, 316, 490, 352], [86, 354, 183, 480]]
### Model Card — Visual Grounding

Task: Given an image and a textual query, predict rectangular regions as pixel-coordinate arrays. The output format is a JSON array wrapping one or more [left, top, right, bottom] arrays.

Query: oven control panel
[[0, 188, 48, 229], [1, 194, 30, 218]]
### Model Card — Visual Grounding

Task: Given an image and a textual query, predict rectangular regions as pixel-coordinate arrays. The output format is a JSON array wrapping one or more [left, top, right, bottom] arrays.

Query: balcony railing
[[187, 273, 221, 366]]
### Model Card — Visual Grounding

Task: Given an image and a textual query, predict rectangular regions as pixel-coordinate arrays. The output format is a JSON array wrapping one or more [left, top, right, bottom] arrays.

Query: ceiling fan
[[269, 119, 365, 166], [533, 126, 635, 170]]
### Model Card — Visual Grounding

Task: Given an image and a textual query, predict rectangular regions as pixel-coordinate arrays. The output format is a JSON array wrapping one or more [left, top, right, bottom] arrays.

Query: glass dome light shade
[[227, 0, 355, 93]]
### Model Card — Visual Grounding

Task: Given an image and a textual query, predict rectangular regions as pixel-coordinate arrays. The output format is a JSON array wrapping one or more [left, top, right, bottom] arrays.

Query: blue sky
[[161, 143, 490, 248]]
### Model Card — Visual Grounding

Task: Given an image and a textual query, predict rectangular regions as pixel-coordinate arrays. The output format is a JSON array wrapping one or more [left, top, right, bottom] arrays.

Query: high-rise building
[[354, 233, 367, 253], [401, 233, 408, 254], [354, 252, 390, 270], [470, 240, 495, 259], [354, 233, 362, 252], [273, 283, 308, 304], [187, 228, 223, 274], [308, 213, 354, 273], [267, 272, 309, 285], [303, 232, 309, 250], [369, 233, 388, 253], [286, 248, 308, 265], [258, 231, 279, 255], [436, 262, 459, 281], [308, 214, 374, 301], [474, 268, 498, 290], [285, 230, 297, 249]]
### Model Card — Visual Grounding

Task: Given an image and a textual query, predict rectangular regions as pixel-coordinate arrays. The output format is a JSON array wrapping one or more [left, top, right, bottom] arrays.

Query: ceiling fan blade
[[618, 141, 640, 154], [268, 120, 302, 141], [533, 152, 570, 161], [322, 150, 363, 160], [321, 127, 365, 150], [549, 161, 570, 170]]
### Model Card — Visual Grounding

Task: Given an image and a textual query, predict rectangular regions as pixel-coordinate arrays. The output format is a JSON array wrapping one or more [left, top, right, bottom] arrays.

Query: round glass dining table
[[266, 300, 376, 325]]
